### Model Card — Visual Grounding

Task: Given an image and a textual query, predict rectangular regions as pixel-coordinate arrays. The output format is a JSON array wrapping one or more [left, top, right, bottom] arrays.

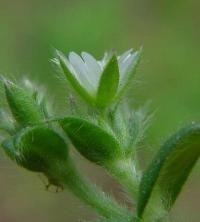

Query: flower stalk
[[105, 158, 141, 199], [46, 159, 132, 221]]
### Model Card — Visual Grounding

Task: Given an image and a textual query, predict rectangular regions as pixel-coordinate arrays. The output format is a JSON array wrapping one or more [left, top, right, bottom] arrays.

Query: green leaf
[[96, 54, 119, 109], [4, 80, 43, 127], [59, 117, 122, 165], [137, 123, 200, 221], [116, 48, 142, 100], [2, 126, 68, 172], [57, 52, 95, 106]]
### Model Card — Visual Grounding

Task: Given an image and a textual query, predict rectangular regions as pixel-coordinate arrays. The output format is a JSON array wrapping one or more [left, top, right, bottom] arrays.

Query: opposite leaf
[[60, 117, 122, 165], [137, 123, 200, 221], [2, 126, 68, 172], [96, 54, 119, 109]]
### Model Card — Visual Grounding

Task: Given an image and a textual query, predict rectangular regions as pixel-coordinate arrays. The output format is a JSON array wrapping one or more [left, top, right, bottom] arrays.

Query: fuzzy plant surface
[[0, 48, 199, 222]]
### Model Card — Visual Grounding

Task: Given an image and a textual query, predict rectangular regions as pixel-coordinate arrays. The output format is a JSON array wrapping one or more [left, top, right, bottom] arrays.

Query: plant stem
[[106, 158, 141, 200], [46, 158, 131, 221]]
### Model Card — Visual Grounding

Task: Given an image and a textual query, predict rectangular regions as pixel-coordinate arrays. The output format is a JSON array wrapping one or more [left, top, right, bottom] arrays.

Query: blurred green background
[[0, 0, 200, 221]]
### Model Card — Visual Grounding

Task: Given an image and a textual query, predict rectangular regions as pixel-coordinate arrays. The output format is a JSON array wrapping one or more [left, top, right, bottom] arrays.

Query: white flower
[[55, 48, 142, 108]]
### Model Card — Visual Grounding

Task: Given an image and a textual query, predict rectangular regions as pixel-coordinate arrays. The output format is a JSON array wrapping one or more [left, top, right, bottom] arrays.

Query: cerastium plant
[[0, 48, 199, 222]]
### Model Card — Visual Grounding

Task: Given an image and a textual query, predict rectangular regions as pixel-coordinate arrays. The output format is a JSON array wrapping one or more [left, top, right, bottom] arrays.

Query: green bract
[[56, 48, 142, 108], [60, 117, 122, 165], [2, 126, 68, 172]]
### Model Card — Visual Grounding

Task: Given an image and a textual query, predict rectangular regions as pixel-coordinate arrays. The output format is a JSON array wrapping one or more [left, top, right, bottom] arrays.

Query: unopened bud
[[4, 80, 43, 127]]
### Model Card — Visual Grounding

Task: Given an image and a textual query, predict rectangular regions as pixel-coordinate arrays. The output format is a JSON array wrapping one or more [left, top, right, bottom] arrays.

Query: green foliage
[[2, 123, 129, 220], [60, 117, 122, 165], [0, 49, 199, 222], [137, 123, 200, 221], [2, 126, 68, 172]]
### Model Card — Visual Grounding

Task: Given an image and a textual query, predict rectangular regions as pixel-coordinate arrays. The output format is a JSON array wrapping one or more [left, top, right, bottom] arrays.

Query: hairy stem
[[106, 158, 141, 200], [46, 158, 131, 220]]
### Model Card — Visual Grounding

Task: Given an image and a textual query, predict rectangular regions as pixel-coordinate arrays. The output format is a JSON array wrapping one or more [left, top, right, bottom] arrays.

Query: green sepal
[[2, 126, 68, 172], [96, 54, 119, 109], [137, 123, 200, 221], [4, 80, 43, 127], [116, 47, 142, 100], [57, 52, 95, 106], [59, 117, 122, 165]]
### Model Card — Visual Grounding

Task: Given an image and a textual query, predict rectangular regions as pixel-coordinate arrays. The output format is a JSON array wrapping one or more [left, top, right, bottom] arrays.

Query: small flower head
[[55, 48, 142, 109]]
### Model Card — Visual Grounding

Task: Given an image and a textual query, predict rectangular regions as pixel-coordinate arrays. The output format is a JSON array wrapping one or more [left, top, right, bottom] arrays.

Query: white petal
[[56, 51, 76, 76], [118, 49, 133, 65], [81, 52, 101, 88], [101, 52, 112, 66], [69, 52, 95, 93], [97, 52, 113, 72], [119, 51, 138, 87]]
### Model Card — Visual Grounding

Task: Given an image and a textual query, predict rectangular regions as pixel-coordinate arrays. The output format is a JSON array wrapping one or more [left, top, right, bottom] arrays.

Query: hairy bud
[[4, 80, 43, 127]]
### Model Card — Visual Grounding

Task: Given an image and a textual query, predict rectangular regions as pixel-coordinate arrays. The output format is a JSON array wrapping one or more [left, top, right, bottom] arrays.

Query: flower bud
[[4, 80, 43, 127], [56, 48, 142, 109]]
